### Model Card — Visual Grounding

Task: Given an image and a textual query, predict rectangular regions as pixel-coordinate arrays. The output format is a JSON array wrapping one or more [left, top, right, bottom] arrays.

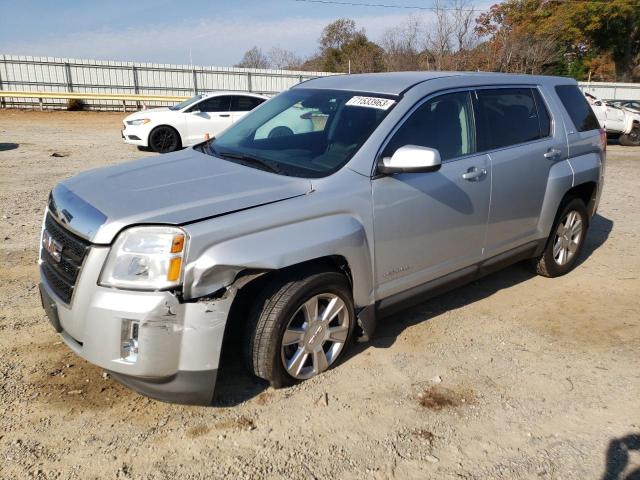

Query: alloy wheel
[[280, 293, 350, 380], [553, 210, 583, 266]]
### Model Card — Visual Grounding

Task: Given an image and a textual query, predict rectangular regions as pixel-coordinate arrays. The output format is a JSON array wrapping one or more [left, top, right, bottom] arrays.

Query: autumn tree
[[235, 46, 270, 69], [319, 18, 362, 50], [306, 18, 386, 73], [475, 0, 563, 74], [476, 0, 640, 81], [381, 16, 422, 71], [570, 0, 640, 82], [268, 47, 303, 70]]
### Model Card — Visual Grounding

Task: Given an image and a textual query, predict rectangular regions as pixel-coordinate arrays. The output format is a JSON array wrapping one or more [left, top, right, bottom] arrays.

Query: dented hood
[[50, 148, 311, 244]]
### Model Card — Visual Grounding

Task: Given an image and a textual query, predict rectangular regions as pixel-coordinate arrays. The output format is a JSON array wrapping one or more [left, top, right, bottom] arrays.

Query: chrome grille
[[40, 213, 91, 304]]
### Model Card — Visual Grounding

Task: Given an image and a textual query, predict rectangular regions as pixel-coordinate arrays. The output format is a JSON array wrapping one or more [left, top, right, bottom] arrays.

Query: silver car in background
[[39, 72, 605, 404]]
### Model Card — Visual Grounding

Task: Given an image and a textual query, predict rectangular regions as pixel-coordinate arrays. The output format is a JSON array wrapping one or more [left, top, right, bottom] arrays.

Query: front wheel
[[619, 124, 640, 146], [148, 126, 181, 153], [533, 198, 589, 277], [245, 270, 355, 388]]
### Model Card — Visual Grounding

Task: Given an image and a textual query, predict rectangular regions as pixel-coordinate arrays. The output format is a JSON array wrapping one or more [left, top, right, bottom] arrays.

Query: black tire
[[619, 123, 640, 146], [148, 126, 181, 153], [533, 198, 589, 277], [245, 269, 355, 388]]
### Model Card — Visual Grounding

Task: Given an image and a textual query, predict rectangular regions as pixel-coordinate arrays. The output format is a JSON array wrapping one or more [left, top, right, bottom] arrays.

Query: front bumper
[[121, 122, 151, 147], [108, 369, 218, 405], [39, 246, 235, 405]]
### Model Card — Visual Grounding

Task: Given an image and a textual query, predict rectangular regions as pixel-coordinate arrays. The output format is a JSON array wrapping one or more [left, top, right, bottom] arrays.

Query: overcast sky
[[0, 0, 491, 67]]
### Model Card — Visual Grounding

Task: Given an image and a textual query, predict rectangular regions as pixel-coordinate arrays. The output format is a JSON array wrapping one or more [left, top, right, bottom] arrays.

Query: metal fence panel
[[0, 54, 336, 110], [3, 55, 638, 110], [578, 82, 640, 101]]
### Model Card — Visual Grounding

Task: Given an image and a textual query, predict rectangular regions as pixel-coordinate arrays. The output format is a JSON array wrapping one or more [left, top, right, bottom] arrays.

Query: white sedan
[[122, 91, 268, 153]]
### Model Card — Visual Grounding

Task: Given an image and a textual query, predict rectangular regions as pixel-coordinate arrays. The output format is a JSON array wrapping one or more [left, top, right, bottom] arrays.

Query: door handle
[[544, 148, 562, 159], [218, 114, 230, 118], [462, 167, 487, 181]]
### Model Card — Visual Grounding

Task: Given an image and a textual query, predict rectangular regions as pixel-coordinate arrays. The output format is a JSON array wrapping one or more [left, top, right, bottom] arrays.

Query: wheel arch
[[182, 214, 373, 308], [213, 255, 358, 360], [564, 181, 598, 215]]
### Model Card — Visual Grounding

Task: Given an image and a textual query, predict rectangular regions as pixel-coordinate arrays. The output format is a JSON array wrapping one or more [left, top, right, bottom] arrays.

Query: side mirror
[[378, 145, 442, 175]]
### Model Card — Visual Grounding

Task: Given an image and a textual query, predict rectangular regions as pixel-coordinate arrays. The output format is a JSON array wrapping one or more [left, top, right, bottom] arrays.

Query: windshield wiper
[[217, 151, 281, 174]]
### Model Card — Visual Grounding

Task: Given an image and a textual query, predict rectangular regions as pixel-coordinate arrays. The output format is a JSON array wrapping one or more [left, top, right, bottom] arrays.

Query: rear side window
[[231, 96, 265, 112], [475, 88, 543, 151], [554, 85, 600, 132], [193, 96, 231, 113], [384, 91, 475, 161]]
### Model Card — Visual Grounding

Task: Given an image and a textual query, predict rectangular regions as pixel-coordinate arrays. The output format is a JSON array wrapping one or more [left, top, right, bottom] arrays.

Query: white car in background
[[122, 92, 268, 153], [585, 92, 640, 146]]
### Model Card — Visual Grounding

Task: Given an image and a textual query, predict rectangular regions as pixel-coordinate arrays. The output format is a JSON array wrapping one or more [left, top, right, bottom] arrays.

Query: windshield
[[204, 89, 396, 177], [170, 95, 203, 111]]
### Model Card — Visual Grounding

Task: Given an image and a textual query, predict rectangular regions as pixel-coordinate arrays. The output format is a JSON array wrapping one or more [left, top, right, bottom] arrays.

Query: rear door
[[603, 104, 626, 132], [474, 87, 565, 256], [372, 90, 492, 301], [184, 95, 232, 144], [230, 95, 265, 123]]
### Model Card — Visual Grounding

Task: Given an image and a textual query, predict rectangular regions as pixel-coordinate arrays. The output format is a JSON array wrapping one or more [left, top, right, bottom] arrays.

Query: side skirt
[[357, 239, 543, 331]]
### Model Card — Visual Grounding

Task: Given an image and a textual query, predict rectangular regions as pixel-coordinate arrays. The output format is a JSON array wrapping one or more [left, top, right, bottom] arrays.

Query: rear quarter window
[[554, 85, 600, 132]]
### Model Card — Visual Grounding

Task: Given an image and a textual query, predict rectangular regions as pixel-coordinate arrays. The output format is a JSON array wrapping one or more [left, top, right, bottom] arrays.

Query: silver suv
[[39, 72, 606, 404]]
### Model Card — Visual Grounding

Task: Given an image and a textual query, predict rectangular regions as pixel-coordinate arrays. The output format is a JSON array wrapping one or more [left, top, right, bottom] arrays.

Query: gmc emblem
[[42, 230, 63, 263]]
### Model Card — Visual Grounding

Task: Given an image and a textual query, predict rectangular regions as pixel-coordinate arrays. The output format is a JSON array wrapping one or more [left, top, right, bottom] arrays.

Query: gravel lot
[[1, 110, 639, 480]]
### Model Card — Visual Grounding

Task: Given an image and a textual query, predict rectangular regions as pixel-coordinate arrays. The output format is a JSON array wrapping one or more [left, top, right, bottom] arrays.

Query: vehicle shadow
[[356, 212, 612, 352], [213, 341, 268, 406], [578, 212, 613, 266], [0, 142, 19, 151], [211, 213, 613, 406], [601, 433, 640, 480]]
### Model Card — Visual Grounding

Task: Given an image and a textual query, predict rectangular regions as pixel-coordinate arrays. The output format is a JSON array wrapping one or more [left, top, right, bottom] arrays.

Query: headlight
[[99, 226, 188, 290], [126, 118, 150, 126]]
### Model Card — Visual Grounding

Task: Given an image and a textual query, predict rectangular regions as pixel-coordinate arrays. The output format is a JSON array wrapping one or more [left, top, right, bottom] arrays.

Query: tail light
[[599, 128, 607, 152]]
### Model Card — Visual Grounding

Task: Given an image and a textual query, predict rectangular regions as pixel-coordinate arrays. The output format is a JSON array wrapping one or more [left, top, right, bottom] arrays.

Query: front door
[[185, 95, 233, 145], [372, 91, 491, 301]]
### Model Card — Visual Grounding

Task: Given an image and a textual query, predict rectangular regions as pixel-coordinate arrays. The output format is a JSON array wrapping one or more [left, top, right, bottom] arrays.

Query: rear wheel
[[245, 270, 355, 388], [619, 123, 640, 146], [533, 198, 589, 277], [149, 126, 181, 153]]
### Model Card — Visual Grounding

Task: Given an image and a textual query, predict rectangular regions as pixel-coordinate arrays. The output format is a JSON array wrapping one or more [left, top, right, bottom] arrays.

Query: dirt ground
[[0, 109, 639, 480]]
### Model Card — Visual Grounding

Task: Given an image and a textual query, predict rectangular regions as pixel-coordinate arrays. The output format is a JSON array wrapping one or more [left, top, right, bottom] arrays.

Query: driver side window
[[385, 91, 475, 161]]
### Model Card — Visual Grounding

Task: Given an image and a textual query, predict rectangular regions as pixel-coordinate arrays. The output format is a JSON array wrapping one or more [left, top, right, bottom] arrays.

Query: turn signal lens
[[167, 257, 182, 282]]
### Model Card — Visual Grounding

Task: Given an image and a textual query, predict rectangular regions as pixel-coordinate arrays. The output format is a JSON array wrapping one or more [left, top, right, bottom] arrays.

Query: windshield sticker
[[345, 96, 396, 110]]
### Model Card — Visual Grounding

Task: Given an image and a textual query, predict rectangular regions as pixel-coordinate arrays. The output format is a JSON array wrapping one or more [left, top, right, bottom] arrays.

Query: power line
[[293, 0, 485, 12], [293, 0, 632, 11]]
